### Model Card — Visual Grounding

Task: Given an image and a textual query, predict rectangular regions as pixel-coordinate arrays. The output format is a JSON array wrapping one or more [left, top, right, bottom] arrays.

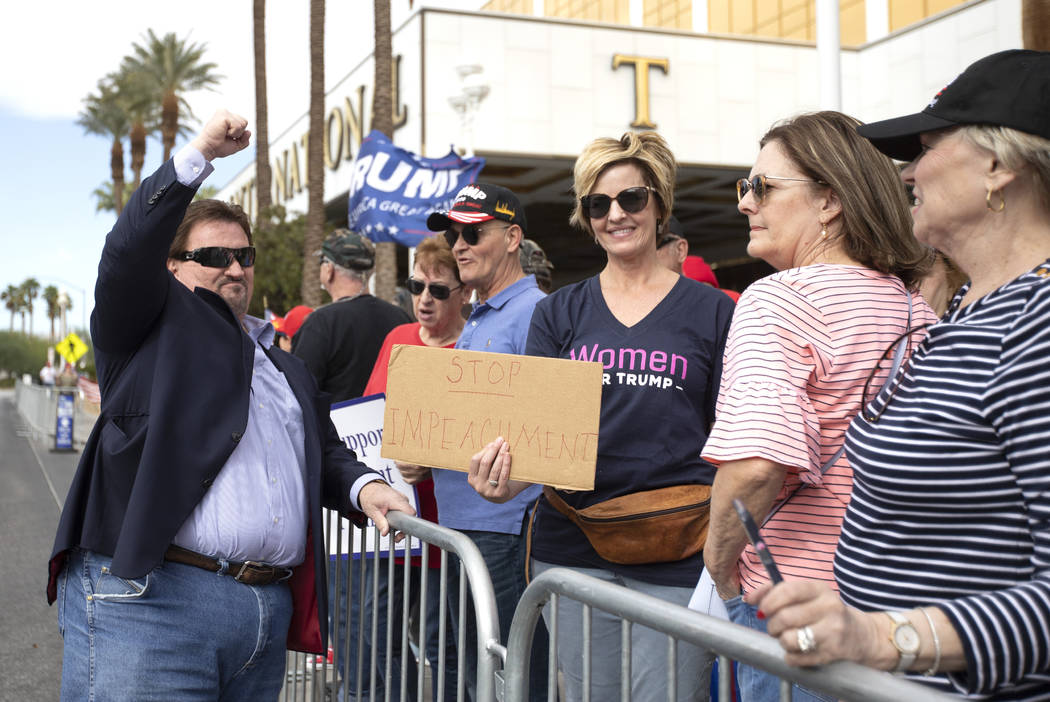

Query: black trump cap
[[858, 50, 1050, 161]]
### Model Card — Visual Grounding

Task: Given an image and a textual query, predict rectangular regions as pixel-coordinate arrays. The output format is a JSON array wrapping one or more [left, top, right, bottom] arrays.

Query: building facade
[[218, 0, 1021, 289]]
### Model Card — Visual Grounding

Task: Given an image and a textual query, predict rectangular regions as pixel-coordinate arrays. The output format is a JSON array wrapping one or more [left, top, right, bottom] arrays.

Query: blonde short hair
[[414, 236, 461, 284], [570, 132, 677, 234], [959, 125, 1050, 214]]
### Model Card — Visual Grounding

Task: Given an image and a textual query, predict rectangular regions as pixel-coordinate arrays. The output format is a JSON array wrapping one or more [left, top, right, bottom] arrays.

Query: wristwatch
[[885, 611, 920, 673]]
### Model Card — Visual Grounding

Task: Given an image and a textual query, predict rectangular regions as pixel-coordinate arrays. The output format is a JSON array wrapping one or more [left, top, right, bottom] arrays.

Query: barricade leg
[[449, 525, 548, 702], [532, 560, 710, 702]]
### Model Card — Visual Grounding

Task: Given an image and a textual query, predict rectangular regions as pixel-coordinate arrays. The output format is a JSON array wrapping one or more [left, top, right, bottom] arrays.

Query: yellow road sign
[[56, 332, 89, 365]]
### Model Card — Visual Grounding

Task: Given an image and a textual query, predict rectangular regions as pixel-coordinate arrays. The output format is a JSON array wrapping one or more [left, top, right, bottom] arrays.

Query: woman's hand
[[395, 462, 431, 485], [466, 437, 532, 504], [746, 580, 884, 668]]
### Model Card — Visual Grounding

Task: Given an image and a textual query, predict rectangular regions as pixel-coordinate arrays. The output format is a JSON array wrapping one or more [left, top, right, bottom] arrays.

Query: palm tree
[[43, 285, 60, 342], [112, 65, 161, 193], [1024, 0, 1050, 50], [372, 0, 398, 304], [92, 180, 132, 214], [1, 285, 21, 333], [123, 29, 222, 162], [254, 0, 274, 233], [301, 0, 326, 307], [77, 80, 129, 215], [21, 278, 40, 337]]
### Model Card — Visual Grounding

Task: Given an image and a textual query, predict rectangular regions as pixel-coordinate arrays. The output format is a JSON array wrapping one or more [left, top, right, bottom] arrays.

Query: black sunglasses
[[580, 186, 653, 220], [443, 222, 510, 248], [177, 246, 256, 269], [406, 277, 462, 300], [861, 324, 931, 423], [735, 175, 824, 204]]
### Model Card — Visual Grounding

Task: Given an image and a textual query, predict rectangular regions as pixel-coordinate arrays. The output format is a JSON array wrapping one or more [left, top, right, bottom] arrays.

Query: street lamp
[[44, 278, 87, 334], [448, 64, 490, 158], [57, 290, 70, 341]]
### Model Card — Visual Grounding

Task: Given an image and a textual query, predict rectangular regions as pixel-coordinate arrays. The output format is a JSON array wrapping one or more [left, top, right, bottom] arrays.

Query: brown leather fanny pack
[[542, 484, 712, 565]]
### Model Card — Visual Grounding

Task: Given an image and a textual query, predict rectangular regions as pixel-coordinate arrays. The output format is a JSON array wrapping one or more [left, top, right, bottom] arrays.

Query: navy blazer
[[48, 159, 376, 653]]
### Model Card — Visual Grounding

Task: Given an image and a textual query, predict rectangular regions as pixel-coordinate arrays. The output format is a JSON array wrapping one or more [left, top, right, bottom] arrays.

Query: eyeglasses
[[860, 324, 931, 423], [406, 277, 462, 300], [580, 186, 654, 220], [443, 223, 510, 249], [735, 175, 825, 204], [177, 246, 256, 268]]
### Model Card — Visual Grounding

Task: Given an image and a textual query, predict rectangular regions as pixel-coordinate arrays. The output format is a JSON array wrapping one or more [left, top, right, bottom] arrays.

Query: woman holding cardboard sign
[[468, 131, 734, 702]]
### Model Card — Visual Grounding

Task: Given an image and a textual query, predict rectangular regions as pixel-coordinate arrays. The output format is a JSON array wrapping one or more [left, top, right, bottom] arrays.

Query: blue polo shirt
[[431, 275, 545, 534]]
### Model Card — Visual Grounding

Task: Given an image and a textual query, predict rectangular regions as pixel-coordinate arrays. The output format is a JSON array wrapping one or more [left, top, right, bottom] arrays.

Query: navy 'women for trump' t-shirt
[[526, 274, 734, 586]]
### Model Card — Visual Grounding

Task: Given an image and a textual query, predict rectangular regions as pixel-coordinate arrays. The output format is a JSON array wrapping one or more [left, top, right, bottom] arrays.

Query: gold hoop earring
[[986, 188, 1005, 213]]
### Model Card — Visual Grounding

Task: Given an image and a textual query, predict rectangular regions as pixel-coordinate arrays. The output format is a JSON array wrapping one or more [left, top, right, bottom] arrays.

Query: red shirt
[[364, 323, 453, 568]]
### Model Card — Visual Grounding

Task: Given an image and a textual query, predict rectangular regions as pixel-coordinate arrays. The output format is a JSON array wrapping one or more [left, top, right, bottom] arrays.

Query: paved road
[[0, 389, 79, 702]]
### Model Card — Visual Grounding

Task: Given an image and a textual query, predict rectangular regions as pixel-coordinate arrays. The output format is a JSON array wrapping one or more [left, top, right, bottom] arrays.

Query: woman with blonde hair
[[751, 49, 1050, 701], [468, 131, 734, 701], [698, 110, 937, 701]]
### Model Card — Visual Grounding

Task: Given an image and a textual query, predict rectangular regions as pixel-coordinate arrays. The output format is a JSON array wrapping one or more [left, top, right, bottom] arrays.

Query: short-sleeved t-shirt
[[291, 294, 412, 403], [702, 264, 936, 592], [430, 275, 546, 534], [527, 275, 734, 587]]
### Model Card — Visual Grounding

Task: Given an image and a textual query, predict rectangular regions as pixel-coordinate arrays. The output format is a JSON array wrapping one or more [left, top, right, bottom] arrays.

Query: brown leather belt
[[164, 545, 293, 586]]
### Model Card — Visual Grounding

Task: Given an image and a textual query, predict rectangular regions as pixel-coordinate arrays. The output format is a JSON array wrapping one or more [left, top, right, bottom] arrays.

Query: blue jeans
[[57, 548, 291, 701], [532, 560, 711, 702], [725, 597, 835, 702], [448, 524, 548, 702]]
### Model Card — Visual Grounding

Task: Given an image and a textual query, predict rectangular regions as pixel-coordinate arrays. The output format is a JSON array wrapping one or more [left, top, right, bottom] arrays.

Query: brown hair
[[570, 131, 677, 235], [761, 111, 931, 288], [168, 199, 253, 258], [414, 235, 461, 284]]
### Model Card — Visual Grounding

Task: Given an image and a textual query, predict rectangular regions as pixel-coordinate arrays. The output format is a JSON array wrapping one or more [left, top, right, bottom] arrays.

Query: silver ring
[[488, 479, 499, 487], [797, 626, 817, 653]]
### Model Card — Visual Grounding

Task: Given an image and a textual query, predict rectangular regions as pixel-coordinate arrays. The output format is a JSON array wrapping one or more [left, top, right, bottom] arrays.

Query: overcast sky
[[0, 0, 477, 337]]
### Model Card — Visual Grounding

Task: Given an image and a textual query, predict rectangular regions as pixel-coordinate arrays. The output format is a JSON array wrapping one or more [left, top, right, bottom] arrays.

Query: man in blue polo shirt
[[402, 183, 548, 700]]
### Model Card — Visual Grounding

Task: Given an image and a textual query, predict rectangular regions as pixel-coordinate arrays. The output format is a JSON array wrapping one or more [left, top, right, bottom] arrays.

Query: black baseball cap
[[318, 229, 375, 270], [858, 50, 1050, 161], [426, 183, 528, 233]]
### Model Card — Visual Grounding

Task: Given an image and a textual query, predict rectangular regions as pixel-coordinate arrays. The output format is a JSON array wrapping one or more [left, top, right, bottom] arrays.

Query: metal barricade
[[13, 378, 98, 447], [281, 512, 503, 702], [503, 567, 954, 702]]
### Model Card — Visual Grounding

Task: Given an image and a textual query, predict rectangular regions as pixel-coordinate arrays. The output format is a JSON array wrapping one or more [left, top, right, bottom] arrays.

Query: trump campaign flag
[[347, 130, 485, 247]]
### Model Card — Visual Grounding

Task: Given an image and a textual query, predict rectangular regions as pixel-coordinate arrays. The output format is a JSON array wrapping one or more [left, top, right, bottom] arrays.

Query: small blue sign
[[55, 391, 75, 451]]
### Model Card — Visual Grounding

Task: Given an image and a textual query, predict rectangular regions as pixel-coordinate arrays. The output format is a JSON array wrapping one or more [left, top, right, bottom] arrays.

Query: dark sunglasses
[[735, 175, 824, 204], [580, 186, 653, 220], [861, 324, 931, 423], [176, 246, 256, 268], [406, 277, 462, 300], [443, 222, 510, 248]]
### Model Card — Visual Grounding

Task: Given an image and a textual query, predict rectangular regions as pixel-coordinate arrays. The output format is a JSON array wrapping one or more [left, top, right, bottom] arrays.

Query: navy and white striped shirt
[[837, 262, 1050, 699]]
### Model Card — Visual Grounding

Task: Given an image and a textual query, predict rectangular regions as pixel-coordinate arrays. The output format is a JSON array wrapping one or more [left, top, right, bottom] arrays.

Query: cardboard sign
[[381, 346, 602, 491], [328, 394, 420, 558]]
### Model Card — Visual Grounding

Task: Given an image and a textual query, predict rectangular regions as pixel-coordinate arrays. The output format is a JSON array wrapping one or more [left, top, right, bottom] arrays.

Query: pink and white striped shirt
[[702, 264, 936, 592]]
